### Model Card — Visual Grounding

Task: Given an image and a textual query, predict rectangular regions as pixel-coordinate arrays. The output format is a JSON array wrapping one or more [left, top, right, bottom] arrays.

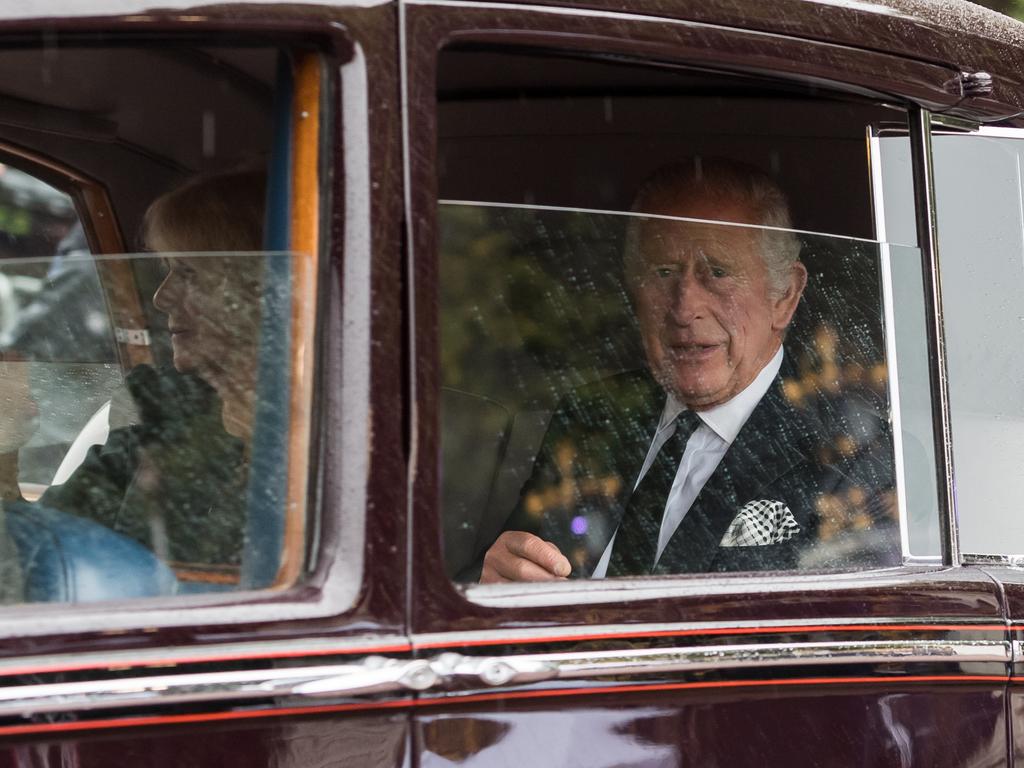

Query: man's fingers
[[481, 531, 572, 583], [504, 532, 571, 577]]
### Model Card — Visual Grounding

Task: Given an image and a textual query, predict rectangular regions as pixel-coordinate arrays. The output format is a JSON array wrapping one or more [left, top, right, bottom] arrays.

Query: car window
[[0, 44, 320, 605], [435, 49, 939, 583], [931, 127, 1024, 557]]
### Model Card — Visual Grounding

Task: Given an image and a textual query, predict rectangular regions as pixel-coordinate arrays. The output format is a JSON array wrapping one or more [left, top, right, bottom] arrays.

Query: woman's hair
[[142, 168, 267, 253]]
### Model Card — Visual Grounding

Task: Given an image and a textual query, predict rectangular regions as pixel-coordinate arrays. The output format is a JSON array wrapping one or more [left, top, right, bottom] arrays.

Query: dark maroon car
[[0, 0, 1023, 765]]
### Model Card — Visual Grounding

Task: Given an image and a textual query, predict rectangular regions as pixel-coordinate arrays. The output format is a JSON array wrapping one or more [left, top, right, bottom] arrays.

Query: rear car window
[[0, 43, 320, 604]]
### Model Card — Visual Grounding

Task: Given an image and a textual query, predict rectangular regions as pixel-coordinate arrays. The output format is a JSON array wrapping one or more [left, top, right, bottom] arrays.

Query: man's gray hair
[[624, 158, 802, 296]]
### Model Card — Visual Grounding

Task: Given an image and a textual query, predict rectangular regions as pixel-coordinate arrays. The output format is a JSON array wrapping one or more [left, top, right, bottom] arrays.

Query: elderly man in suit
[[479, 158, 891, 582]]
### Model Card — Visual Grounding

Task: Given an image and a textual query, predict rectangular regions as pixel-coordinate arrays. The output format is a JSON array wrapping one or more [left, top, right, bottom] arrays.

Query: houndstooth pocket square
[[719, 499, 800, 547]]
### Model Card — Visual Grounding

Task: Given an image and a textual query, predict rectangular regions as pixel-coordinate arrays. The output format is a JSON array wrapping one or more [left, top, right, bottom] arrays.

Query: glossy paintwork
[[443, 0, 1024, 118], [1013, 688, 1024, 764], [0, 712, 410, 767], [981, 566, 1024, 624], [416, 685, 1008, 766]]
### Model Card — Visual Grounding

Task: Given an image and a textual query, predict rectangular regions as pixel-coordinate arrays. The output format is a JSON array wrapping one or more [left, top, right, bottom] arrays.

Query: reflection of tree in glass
[[439, 205, 642, 409], [440, 207, 647, 573], [440, 204, 645, 572], [782, 237, 897, 560]]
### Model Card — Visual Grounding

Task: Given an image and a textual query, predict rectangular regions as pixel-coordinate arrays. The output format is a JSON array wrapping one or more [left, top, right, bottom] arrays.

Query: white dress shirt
[[591, 346, 784, 578]]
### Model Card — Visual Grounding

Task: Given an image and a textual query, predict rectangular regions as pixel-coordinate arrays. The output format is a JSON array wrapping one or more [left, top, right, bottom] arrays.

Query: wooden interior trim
[[273, 51, 321, 588]]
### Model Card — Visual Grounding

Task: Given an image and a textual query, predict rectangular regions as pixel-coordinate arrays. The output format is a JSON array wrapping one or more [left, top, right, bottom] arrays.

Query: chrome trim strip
[[432, 640, 1008, 689], [975, 126, 1024, 139], [867, 127, 912, 564], [406, 0, 904, 27], [909, 108, 960, 567], [0, 657, 438, 719], [963, 553, 1024, 568], [930, 114, 980, 133], [414, 616, 1001, 648], [399, 0, 419, 628], [404, 0, 705, 25], [0, 641, 1008, 718], [463, 564, 945, 608], [335, 40, 373, 612]]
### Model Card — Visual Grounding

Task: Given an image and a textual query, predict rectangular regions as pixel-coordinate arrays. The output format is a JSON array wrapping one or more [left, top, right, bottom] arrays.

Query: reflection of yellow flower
[[836, 434, 857, 457], [524, 436, 624, 516], [571, 546, 588, 570], [812, 482, 896, 544], [844, 363, 865, 386], [524, 493, 544, 518], [819, 362, 841, 393], [869, 363, 887, 389], [814, 325, 839, 361], [851, 510, 872, 531], [782, 378, 804, 406], [816, 494, 844, 541], [845, 486, 866, 507]]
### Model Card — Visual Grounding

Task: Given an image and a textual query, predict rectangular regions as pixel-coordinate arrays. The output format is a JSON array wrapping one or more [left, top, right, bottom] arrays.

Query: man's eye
[[654, 267, 674, 278], [709, 265, 728, 278]]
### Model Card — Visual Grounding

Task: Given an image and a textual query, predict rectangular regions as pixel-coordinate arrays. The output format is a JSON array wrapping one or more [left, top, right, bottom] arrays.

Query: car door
[[0, 5, 413, 767], [919, 122, 1024, 764], [405, 3, 1013, 765]]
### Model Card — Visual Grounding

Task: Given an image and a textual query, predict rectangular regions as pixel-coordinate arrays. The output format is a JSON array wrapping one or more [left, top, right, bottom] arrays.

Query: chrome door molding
[[0, 658, 439, 719], [429, 639, 1007, 689], [1, 638, 1008, 719]]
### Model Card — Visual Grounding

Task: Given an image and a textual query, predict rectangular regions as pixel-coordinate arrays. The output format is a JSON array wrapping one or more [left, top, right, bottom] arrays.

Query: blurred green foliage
[[974, 0, 1024, 19], [439, 203, 643, 409]]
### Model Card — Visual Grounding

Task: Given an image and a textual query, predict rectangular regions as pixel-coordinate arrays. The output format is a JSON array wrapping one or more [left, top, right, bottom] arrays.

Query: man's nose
[[667, 269, 706, 325]]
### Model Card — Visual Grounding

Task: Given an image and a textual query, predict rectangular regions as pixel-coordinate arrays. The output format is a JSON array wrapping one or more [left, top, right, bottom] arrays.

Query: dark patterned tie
[[607, 409, 702, 576]]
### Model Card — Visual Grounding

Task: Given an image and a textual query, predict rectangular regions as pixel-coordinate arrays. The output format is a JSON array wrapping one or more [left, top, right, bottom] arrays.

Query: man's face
[[630, 199, 805, 410]]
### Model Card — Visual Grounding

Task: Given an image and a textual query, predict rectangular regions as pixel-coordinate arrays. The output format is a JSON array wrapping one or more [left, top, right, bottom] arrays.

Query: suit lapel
[[653, 376, 813, 574], [599, 370, 665, 530]]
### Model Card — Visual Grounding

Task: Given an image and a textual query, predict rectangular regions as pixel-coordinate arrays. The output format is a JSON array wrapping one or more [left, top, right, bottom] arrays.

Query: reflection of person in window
[[479, 158, 894, 582], [40, 170, 265, 572]]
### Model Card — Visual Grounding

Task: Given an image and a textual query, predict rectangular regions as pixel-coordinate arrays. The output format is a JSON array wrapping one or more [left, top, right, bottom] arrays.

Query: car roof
[[0, 0, 1021, 118]]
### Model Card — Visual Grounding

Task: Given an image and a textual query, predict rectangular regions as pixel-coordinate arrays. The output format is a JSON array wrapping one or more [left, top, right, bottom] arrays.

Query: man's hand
[[480, 531, 572, 583]]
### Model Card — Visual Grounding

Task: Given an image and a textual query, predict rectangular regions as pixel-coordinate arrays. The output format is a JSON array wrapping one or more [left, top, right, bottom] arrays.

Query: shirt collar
[[660, 346, 784, 444]]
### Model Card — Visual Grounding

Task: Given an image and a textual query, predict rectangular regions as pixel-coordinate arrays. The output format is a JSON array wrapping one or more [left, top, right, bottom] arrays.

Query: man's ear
[[771, 261, 808, 331]]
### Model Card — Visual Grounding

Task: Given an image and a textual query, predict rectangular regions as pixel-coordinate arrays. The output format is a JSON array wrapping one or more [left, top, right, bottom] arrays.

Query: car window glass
[[0, 45, 319, 605], [436, 49, 937, 583], [872, 134, 942, 559], [932, 128, 1024, 556]]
